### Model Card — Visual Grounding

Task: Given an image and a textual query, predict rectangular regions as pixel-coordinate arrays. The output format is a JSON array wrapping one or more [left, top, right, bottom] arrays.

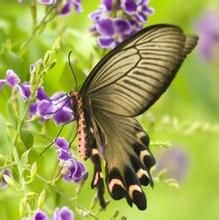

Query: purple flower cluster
[[18, 0, 82, 15], [30, 91, 74, 124], [0, 69, 73, 125], [155, 147, 189, 182], [38, 0, 55, 5], [33, 207, 74, 220], [90, 0, 153, 48], [38, 0, 82, 15], [196, 10, 219, 61], [54, 137, 87, 182]]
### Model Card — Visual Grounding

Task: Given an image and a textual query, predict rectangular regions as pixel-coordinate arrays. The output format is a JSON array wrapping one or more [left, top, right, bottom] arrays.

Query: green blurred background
[[0, 0, 219, 219]]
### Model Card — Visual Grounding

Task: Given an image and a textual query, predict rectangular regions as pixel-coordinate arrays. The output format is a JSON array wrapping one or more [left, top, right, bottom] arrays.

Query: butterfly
[[70, 24, 198, 210]]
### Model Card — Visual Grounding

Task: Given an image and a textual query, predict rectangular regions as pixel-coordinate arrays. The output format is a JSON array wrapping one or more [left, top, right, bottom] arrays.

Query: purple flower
[[0, 169, 11, 189], [34, 93, 73, 123], [60, 0, 83, 15], [55, 137, 72, 161], [21, 0, 82, 15], [32, 90, 73, 124], [103, 0, 113, 11], [196, 10, 219, 61], [54, 137, 87, 182], [49, 95, 73, 122], [96, 18, 115, 36], [37, 100, 54, 119], [72, 0, 83, 13], [53, 207, 74, 220], [0, 68, 74, 125], [123, 0, 137, 13], [36, 87, 49, 101], [60, 2, 72, 15], [0, 69, 20, 90], [29, 91, 74, 124], [49, 92, 74, 124], [6, 69, 20, 87], [33, 207, 74, 220], [30, 102, 38, 116], [53, 107, 74, 124], [38, 0, 55, 5], [33, 210, 49, 220], [17, 80, 73, 124], [62, 159, 87, 183], [89, 0, 153, 48], [96, 18, 133, 48], [55, 137, 69, 151], [18, 83, 31, 100], [155, 147, 189, 182], [124, 0, 153, 22], [95, 18, 133, 48]]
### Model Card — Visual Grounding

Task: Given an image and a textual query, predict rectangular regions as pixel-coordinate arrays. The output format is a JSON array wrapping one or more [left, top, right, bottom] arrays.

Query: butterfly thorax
[[71, 91, 90, 160]]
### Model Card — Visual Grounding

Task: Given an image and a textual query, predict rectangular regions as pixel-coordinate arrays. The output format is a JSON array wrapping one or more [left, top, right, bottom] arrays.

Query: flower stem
[[12, 72, 43, 190], [18, 5, 55, 56]]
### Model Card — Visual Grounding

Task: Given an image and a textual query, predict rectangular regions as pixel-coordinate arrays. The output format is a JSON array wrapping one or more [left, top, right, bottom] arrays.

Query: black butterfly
[[70, 24, 198, 210]]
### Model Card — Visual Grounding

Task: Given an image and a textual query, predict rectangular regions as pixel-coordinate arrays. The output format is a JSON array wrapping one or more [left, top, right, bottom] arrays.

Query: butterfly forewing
[[78, 24, 198, 210], [81, 24, 198, 117]]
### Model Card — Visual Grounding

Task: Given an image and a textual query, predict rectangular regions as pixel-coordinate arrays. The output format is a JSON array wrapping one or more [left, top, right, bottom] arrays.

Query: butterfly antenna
[[40, 125, 65, 156], [68, 51, 78, 91], [69, 132, 78, 148]]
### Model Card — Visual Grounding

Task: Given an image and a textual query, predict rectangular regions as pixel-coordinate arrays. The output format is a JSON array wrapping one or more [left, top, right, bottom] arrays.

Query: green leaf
[[0, 50, 24, 71], [20, 148, 32, 165], [20, 129, 34, 149]]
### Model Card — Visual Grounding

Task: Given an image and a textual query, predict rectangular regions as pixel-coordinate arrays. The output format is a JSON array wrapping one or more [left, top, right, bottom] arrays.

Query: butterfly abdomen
[[71, 91, 91, 160]]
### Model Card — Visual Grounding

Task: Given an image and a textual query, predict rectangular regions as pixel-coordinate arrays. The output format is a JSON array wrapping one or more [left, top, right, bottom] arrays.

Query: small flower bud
[[30, 162, 37, 180], [19, 198, 30, 217], [3, 174, 16, 187], [37, 190, 46, 209]]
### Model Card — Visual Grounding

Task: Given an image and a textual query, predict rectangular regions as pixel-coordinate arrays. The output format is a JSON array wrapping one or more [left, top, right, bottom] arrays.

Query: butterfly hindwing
[[92, 109, 155, 210]]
